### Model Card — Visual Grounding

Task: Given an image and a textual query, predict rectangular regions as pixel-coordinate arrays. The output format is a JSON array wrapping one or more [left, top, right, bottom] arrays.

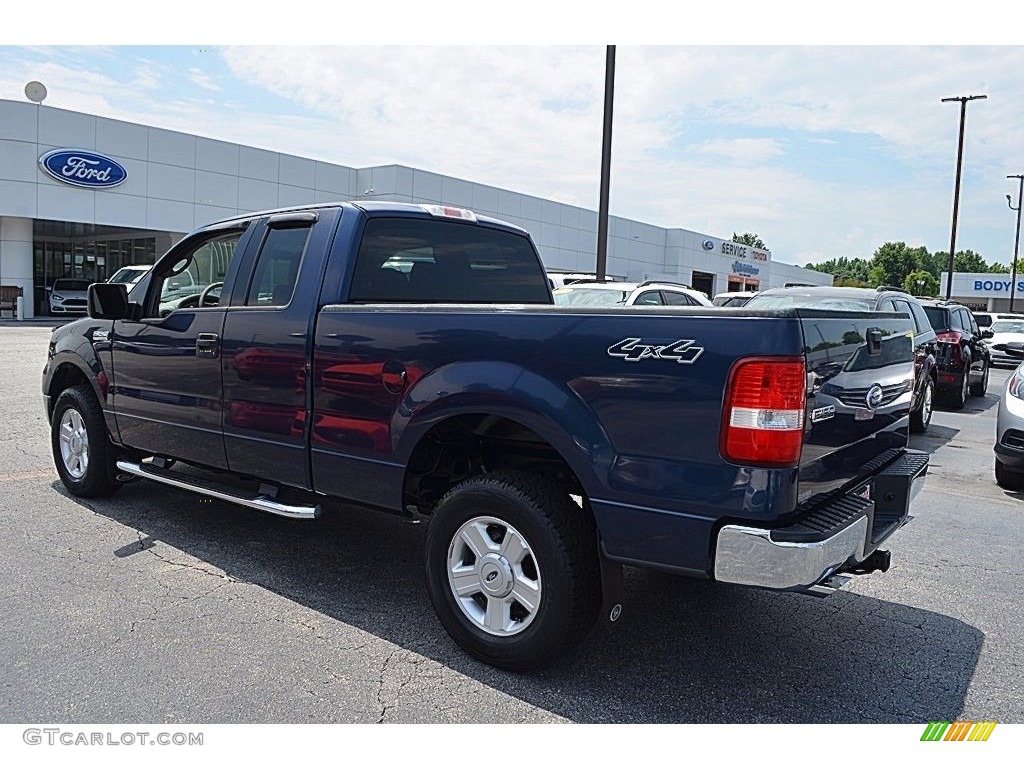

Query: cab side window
[[909, 301, 933, 334], [245, 225, 312, 307], [894, 300, 922, 333], [663, 291, 692, 306], [148, 230, 244, 318]]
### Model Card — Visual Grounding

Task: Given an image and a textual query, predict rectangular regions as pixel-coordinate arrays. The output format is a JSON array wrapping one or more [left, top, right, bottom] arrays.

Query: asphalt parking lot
[[1, 322, 1022, 724]]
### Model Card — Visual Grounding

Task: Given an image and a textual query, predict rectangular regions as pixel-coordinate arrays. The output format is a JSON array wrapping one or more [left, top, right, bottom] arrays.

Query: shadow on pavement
[[910, 424, 960, 454], [63, 481, 984, 724]]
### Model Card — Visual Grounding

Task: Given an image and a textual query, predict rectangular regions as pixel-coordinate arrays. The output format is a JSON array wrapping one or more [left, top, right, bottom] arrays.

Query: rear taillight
[[721, 357, 806, 467], [936, 330, 964, 344]]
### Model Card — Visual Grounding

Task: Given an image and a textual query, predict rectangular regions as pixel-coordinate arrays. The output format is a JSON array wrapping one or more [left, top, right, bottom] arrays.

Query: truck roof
[[197, 200, 528, 236]]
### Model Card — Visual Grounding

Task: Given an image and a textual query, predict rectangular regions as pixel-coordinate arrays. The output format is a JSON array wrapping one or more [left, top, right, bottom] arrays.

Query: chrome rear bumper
[[714, 449, 928, 592]]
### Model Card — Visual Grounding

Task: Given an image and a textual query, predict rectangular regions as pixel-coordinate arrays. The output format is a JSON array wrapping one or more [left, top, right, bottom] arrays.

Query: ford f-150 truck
[[43, 201, 928, 670]]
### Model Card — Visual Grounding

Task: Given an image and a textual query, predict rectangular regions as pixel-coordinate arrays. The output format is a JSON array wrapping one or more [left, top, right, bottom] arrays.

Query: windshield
[[108, 267, 147, 283], [552, 287, 631, 306], [991, 321, 1024, 334], [745, 294, 874, 311], [52, 279, 90, 292]]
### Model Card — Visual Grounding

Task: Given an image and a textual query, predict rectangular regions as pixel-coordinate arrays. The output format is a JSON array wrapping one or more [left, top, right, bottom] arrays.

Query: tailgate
[[797, 310, 916, 501]]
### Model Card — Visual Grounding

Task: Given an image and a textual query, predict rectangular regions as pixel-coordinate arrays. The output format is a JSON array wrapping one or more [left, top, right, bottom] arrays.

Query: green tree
[[732, 232, 768, 249], [804, 256, 871, 283], [903, 269, 939, 296], [953, 249, 989, 273], [868, 242, 918, 287]]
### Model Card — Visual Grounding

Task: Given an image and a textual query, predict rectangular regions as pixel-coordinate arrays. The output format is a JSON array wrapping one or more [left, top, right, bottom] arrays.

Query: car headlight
[[52, 294, 65, 302], [1009, 367, 1024, 400]]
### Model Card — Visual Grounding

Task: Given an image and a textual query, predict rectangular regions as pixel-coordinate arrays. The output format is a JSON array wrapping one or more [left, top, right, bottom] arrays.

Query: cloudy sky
[[1, 15, 1020, 269]]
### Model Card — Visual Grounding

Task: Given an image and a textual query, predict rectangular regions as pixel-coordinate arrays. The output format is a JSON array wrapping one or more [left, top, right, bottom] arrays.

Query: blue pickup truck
[[43, 201, 927, 670]]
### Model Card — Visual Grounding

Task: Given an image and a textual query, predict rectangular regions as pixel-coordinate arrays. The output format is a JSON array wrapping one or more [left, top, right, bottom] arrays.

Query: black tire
[[50, 384, 122, 497], [424, 471, 601, 671], [910, 377, 934, 434], [969, 363, 989, 397], [995, 459, 1024, 491]]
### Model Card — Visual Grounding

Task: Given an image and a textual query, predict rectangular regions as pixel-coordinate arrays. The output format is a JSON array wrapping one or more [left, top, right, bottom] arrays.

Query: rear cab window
[[349, 217, 551, 304]]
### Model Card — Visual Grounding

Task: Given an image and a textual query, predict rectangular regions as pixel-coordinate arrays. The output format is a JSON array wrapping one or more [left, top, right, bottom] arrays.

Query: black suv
[[917, 299, 992, 407], [745, 286, 938, 430]]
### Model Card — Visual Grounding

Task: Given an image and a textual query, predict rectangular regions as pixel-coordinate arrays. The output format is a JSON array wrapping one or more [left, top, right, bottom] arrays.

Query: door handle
[[196, 332, 220, 359]]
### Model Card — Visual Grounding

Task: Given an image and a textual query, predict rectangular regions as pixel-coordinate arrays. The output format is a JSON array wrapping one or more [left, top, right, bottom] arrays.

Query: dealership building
[[0, 98, 830, 318], [940, 273, 1024, 312]]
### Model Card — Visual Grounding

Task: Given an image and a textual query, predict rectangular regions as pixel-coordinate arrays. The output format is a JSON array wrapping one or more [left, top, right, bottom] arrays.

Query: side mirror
[[982, 328, 994, 339], [88, 282, 129, 320]]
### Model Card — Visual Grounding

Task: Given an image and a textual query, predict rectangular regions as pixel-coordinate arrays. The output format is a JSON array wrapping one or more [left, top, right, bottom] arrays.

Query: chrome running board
[[115, 460, 320, 520]]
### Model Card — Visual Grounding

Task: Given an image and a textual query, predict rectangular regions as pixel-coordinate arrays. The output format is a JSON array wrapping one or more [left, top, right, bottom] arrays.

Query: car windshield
[[721, 296, 752, 307], [990, 321, 1024, 334], [52, 280, 90, 292], [108, 267, 147, 283], [552, 287, 631, 306], [745, 294, 875, 311]]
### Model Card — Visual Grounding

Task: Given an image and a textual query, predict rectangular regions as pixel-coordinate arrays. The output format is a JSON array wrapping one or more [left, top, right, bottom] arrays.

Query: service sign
[[39, 149, 127, 189]]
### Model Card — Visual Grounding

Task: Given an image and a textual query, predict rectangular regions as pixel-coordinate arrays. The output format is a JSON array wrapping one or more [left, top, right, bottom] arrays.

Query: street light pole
[[941, 94, 987, 299], [1008, 174, 1024, 313], [595, 45, 615, 282]]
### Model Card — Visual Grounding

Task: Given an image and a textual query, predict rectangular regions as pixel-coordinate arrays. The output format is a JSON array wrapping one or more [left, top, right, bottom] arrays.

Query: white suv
[[552, 280, 713, 308]]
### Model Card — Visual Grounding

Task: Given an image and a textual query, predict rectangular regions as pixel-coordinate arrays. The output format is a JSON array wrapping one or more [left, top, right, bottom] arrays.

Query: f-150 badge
[[607, 338, 704, 364]]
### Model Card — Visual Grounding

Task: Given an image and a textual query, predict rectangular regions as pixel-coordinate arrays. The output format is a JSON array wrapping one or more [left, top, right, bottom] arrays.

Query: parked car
[[47, 278, 91, 315], [107, 265, 151, 288], [553, 280, 713, 307], [44, 200, 927, 670], [712, 291, 759, 307], [744, 286, 938, 431], [995, 360, 1024, 489], [985, 318, 1024, 367], [546, 271, 605, 290], [917, 299, 992, 407]]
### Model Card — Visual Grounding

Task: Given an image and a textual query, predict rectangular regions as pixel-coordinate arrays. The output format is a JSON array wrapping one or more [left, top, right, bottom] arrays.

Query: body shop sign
[[39, 149, 127, 189]]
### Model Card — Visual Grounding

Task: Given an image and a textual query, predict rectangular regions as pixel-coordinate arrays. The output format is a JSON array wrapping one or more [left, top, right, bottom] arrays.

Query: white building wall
[[0, 98, 831, 298]]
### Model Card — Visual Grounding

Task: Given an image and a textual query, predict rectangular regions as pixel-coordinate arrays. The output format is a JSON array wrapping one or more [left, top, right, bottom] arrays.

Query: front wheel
[[424, 472, 601, 671], [51, 384, 122, 497], [995, 459, 1024, 491]]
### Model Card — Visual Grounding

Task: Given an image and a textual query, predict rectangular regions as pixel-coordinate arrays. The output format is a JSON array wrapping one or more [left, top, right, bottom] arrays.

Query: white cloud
[[2, 44, 1023, 266]]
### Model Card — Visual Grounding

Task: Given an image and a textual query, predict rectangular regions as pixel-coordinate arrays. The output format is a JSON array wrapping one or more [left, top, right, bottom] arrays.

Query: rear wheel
[[51, 384, 122, 497], [910, 377, 934, 434], [948, 366, 970, 409], [424, 471, 601, 671], [969, 363, 989, 397], [995, 459, 1024, 491]]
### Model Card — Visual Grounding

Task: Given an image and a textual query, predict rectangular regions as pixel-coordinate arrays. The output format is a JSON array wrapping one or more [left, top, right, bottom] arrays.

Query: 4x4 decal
[[607, 338, 704, 364]]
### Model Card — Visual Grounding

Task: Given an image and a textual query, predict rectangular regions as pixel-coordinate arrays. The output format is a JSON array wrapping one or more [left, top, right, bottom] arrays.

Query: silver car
[[47, 278, 90, 315], [986, 318, 1024, 368], [994, 360, 1024, 489]]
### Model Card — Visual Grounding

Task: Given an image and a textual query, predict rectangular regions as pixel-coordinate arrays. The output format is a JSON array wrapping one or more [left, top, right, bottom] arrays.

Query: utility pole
[[1008, 174, 1024, 313], [941, 94, 987, 299], [596, 45, 615, 281]]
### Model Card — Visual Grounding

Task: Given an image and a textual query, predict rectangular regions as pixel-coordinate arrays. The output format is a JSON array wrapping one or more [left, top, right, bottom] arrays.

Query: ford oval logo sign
[[702, 239, 715, 251], [39, 149, 127, 189]]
